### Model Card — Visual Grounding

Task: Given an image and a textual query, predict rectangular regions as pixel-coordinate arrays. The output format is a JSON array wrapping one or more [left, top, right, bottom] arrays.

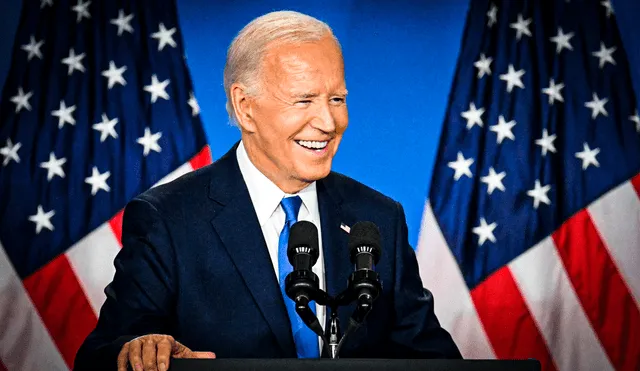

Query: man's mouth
[[295, 140, 329, 151]]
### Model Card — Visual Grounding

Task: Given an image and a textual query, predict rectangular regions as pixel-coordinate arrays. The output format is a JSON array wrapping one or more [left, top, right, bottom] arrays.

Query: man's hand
[[117, 334, 216, 371]]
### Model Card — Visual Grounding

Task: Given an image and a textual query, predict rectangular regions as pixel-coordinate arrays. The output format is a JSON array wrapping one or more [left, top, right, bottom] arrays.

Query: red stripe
[[109, 209, 125, 246], [23, 255, 98, 368], [632, 173, 640, 197], [471, 267, 557, 370], [552, 209, 640, 371], [190, 145, 212, 170]]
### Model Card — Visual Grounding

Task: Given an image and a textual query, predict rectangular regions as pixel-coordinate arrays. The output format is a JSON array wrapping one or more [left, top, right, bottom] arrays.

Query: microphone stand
[[285, 269, 382, 359], [327, 308, 340, 359]]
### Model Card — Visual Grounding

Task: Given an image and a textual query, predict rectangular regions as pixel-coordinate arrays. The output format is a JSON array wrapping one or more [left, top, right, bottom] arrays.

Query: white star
[[592, 42, 616, 69], [487, 3, 498, 28], [584, 93, 608, 119], [474, 53, 492, 78], [472, 218, 497, 246], [0, 138, 21, 166], [490, 115, 516, 144], [143, 75, 170, 103], [447, 152, 474, 181], [71, 0, 91, 23], [527, 180, 551, 209], [535, 129, 557, 156], [480, 167, 506, 195], [61, 48, 86, 75], [85, 166, 111, 195], [461, 102, 484, 130], [542, 78, 564, 105], [41, 0, 53, 8], [10, 87, 33, 113], [550, 27, 574, 54], [601, 0, 614, 18], [499, 64, 525, 93], [151, 23, 177, 51], [92, 113, 119, 142], [51, 100, 76, 128], [137, 127, 163, 156], [188, 92, 200, 116], [21, 36, 44, 61], [510, 14, 532, 41], [575, 143, 600, 170], [630, 110, 640, 133], [29, 205, 55, 234], [39, 152, 67, 181], [101, 61, 127, 89], [110, 10, 134, 36]]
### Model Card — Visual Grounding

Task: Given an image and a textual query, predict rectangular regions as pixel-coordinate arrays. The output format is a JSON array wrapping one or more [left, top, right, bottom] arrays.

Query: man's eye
[[331, 97, 345, 104], [296, 100, 312, 105]]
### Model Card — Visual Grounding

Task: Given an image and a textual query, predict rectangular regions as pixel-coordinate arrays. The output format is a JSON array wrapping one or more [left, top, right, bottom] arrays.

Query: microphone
[[284, 221, 325, 339], [287, 220, 320, 273], [285, 221, 320, 306], [348, 221, 382, 272], [347, 221, 383, 324]]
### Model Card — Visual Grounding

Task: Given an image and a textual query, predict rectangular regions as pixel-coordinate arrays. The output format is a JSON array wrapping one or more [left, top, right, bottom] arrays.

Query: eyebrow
[[292, 92, 319, 99], [291, 90, 348, 99]]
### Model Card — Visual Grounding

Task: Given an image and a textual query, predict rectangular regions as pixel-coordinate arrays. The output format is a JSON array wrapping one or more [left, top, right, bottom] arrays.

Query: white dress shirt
[[236, 141, 326, 342]]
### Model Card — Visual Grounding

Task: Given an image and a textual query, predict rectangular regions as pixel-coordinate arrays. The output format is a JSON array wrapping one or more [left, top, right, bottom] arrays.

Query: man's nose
[[311, 101, 336, 133]]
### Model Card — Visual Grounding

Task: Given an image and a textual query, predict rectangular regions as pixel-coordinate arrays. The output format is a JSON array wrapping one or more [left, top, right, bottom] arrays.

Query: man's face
[[241, 35, 348, 192]]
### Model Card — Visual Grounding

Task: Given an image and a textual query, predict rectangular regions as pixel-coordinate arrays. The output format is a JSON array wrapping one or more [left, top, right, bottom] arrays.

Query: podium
[[169, 359, 541, 370]]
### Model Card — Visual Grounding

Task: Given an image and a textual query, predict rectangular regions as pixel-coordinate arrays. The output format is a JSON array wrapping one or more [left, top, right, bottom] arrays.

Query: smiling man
[[74, 10, 461, 371], [229, 27, 348, 194]]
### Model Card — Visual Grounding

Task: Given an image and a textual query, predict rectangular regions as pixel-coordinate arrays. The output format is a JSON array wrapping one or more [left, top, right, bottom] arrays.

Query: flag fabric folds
[[416, 1, 640, 370], [0, 0, 211, 369]]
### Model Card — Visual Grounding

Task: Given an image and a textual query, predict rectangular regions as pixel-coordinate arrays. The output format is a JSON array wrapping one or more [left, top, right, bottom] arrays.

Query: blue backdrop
[[1, 0, 639, 247]]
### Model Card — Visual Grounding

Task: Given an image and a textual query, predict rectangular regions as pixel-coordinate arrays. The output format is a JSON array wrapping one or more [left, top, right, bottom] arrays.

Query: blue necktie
[[278, 196, 320, 358]]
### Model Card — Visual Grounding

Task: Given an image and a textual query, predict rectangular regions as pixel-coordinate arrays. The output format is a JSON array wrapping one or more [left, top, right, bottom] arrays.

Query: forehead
[[261, 37, 345, 92]]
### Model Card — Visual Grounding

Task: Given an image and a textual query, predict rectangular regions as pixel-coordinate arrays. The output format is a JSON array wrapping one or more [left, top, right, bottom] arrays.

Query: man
[[74, 10, 461, 371]]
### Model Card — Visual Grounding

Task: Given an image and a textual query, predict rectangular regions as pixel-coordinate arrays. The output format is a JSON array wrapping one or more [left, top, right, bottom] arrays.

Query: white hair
[[223, 10, 341, 126]]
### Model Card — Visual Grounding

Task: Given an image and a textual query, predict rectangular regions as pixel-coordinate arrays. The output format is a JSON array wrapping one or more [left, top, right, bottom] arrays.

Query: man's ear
[[230, 83, 257, 133]]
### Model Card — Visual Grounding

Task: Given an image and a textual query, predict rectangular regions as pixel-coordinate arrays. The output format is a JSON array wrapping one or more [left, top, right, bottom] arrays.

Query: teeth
[[296, 140, 328, 150]]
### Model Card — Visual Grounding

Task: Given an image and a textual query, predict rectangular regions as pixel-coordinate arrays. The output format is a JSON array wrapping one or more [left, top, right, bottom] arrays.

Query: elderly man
[[74, 10, 461, 371]]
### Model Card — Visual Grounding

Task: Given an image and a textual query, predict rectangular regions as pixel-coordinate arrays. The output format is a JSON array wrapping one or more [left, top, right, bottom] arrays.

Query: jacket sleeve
[[386, 201, 463, 359], [73, 195, 178, 370]]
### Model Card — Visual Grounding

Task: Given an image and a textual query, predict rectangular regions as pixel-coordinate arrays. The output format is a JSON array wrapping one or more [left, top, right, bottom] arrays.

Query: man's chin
[[297, 166, 332, 183]]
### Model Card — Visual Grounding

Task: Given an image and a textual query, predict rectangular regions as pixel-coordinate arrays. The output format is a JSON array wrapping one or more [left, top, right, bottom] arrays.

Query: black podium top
[[169, 358, 541, 371]]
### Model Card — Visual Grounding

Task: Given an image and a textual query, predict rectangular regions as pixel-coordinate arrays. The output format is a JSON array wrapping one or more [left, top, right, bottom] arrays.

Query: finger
[[128, 339, 144, 371], [191, 351, 216, 359], [142, 337, 159, 371], [156, 337, 173, 371], [173, 350, 216, 359], [117, 342, 130, 371]]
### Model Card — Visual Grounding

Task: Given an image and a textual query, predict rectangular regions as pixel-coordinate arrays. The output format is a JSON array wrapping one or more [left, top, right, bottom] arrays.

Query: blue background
[[1, 0, 639, 247]]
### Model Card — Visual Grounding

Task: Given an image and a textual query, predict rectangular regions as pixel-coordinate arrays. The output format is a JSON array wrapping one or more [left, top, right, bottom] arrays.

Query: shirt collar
[[236, 141, 318, 226]]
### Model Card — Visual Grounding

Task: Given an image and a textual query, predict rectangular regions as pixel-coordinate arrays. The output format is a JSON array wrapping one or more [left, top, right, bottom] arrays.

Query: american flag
[[0, 0, 211, 369], [416, 1, 640, 370]]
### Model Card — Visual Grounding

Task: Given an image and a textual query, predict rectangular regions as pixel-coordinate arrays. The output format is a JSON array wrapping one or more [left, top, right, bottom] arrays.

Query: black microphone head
[[287, 220, 320, 266], [348, 221, 382, 264]]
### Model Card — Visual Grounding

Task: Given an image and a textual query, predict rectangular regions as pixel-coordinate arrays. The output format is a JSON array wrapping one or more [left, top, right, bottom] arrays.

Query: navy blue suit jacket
[[74, 143, 461, 369]]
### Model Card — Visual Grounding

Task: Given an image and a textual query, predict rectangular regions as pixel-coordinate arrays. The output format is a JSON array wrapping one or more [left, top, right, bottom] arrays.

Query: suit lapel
[[317, 176, 357, 335], [208, 144, 295, 355]]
